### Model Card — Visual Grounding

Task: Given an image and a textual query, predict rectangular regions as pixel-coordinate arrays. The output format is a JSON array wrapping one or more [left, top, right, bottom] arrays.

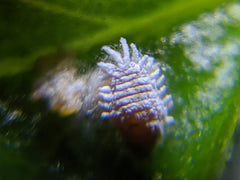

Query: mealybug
[[98, 37, 174, 153]]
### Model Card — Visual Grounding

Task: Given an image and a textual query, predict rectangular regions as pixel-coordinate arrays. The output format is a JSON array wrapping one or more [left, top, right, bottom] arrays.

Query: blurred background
[[0, 0, 239, 179]]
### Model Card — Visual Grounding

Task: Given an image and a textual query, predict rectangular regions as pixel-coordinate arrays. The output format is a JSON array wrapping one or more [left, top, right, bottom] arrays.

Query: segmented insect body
[[98, 38, 174, 152]]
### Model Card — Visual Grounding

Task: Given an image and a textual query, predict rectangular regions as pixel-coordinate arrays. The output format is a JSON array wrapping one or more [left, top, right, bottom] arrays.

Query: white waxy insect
[[97, 37, 174, 152]]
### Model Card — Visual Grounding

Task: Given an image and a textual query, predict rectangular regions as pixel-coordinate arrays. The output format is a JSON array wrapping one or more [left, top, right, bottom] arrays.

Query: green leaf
[[0, 1, 239, 180], [153, 3, 240, 179], [0, 0, 235, 76]]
